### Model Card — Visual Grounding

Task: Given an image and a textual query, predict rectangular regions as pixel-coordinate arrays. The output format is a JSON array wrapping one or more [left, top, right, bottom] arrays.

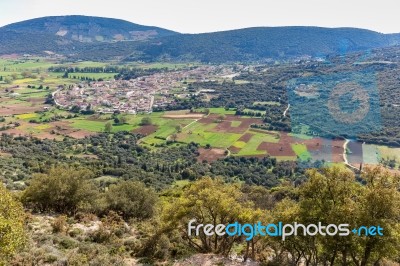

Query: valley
[[0, 12, 400, 266], [0, 54, 399, 173]]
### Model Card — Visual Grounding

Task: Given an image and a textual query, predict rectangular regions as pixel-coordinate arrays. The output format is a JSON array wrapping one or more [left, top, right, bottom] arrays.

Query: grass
[[194, 107, 236, 115], [362, 144, 380, 164], [15, 113, 39, 120], [292, 144, 312, 161], [177, 121, 241, 148], [236, 132, 278, 156], [35, 124, 51, 130], [375, 145, 400, 161], [70, 118, 107, 132], [231, 121, 242, 127], [179, 131, 241, 148], [233, 141, 247, 148]]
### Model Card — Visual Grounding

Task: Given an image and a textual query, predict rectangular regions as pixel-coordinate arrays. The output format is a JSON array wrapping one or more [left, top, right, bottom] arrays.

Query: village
[[53, 66, 237, 114]]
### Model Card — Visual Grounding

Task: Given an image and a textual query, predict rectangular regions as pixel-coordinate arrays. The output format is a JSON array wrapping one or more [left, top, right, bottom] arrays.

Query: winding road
[[342, 139, 361, 171], [283, 104, 290, 117]]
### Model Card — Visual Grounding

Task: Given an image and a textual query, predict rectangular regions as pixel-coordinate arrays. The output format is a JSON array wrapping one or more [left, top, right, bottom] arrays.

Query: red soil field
[[257, 132, 297, 157], [228, 146, 241, 154], [133, 125, 158, 135], [0, 104, 48, 116], [238, 133, 254, 142], [197, 148, 226, 162], [199, 114, 263, 134]]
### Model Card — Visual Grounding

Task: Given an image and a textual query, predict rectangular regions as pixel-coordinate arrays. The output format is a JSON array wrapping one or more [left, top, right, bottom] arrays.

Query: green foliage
[[0, 185, 25, 263], [269, 167, 400, 265], [140, 117, 152, 126], [22, 166, 98, 214], [104, 122, 112, 133], [103, 180, 157, 220], [141, 177, 265, 258]]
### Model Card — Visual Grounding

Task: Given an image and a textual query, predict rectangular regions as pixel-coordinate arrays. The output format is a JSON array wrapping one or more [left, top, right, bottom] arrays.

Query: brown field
[[228, 146, 241, 154], [42, 121, 96, 139], [0, 54, 19, 59], [133, 125, 158, 135], [301, 138, 345, 163], [0, 104, 48, 116], [197, 148, 226, 162], [199, 114, 263, 134], [26, 98, 46, 104], [66, 130, 96, 139], [257, 133, 297, 156], [249, 128, 280, 137], [238, 133, 254, 142]]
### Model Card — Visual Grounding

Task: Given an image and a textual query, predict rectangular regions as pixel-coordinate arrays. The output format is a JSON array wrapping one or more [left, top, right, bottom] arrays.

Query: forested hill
[[1, 16, 400, 62], [1, 15, 178, 43], [133, 27, 400, 62]]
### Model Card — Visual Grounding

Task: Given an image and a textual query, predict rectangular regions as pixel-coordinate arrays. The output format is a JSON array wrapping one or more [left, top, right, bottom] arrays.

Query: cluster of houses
[[53, 66, 233, 114]]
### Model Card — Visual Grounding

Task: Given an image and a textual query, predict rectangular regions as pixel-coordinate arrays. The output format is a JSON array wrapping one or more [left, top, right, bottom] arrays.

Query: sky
[[0, 0, 399, 34]]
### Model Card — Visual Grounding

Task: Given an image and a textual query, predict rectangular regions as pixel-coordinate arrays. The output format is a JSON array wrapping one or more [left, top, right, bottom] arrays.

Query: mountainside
[[1, 15, 178, 43], [1, 16, 400, 62], [132, 27, 400, 62]]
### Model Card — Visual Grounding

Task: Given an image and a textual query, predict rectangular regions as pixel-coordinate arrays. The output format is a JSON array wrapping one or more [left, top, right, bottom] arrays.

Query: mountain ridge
[[1, 16, 400, 62], [1, 15, 178, 42]]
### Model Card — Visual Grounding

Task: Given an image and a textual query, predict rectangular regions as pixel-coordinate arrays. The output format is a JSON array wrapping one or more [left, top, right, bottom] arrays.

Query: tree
[[156, 178, 264, 256], [120, 116, 128, 124], [104, 122, 112, 133], [171, 133, 178, 142], [141, 117, 152, 126], [104, 180, 157, 220], [268, 166, 400, 266], [4, 77, 12, 84], [0, 185, 25, 263], [175, 125, 182, 133], [217, 114, 226, 122], [22, 166, 98, 214]]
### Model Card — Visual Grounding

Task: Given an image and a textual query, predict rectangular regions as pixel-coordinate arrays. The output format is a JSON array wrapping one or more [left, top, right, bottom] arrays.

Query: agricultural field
[[0, 56, 395, 167]]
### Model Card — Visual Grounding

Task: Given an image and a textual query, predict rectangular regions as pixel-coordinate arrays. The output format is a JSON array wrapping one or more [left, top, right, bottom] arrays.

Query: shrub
[[104, 180, 157, 220]]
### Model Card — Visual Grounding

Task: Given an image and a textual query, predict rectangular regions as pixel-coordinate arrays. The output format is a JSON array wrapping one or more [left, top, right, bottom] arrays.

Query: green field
[[292, 144, 312, 161], [375, 145, 400, 162], [66, 72, 118, 80], [15, 113, 39, 120]]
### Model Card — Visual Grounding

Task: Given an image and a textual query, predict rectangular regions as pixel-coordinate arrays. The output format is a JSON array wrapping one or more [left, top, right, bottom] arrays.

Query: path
[[342, 139, 361, 171], [183, 118, 201, 130], [283, 104, 290, 117]]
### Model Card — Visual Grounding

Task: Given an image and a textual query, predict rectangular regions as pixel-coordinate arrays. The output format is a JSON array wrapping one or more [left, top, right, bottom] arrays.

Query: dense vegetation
[[0, 132, 309, 191], [1, 164, 399, 265], [2, 16, 400, 62], [3, 15, 177, 42]]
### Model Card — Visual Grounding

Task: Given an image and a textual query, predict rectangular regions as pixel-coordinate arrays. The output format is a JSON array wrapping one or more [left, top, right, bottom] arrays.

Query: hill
[[1, 16, 400, 62], [2, 15, 178, 43], [131, 27, 400, 62]]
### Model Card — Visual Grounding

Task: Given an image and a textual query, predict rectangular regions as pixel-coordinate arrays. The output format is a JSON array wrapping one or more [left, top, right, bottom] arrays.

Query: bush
[[103, 180, 157, 220], [0, 185, 26, 263], [140, 117, 152, 126], [52, 215, 68, 234], [22, 166, 98, 214]]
